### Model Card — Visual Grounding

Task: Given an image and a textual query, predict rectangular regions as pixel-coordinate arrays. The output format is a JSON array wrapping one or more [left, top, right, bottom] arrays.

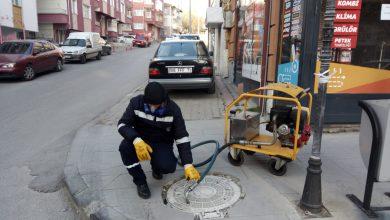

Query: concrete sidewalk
[[64, 90, 390, 220]]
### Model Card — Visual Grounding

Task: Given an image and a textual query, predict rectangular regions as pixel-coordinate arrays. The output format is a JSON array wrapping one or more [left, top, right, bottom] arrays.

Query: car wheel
[[80, 54, 87, 64], [23, 65, 35, 81], [96, 52, 102, 60], [107, 49, 112, 55], [55, 59, 63, 72], [207, 82, 216, 94]]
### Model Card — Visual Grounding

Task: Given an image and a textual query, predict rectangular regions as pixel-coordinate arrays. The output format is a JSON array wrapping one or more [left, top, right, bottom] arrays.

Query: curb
[[63, 85, 146, 219]]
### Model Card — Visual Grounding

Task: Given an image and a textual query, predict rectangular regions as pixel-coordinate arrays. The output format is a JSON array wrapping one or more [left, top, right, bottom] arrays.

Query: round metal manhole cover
[[162, 173, 244, 218]]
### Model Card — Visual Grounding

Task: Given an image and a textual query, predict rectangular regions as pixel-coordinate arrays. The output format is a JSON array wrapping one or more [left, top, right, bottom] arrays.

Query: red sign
[[335, 10, 361, 23], [334, 23, 359, 36], [336, 0, 362, 10], [331, 36, 358, 48]]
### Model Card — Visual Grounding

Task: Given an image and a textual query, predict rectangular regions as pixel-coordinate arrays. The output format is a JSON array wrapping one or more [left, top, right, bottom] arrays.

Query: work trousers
[[119, 139, 178, 186]]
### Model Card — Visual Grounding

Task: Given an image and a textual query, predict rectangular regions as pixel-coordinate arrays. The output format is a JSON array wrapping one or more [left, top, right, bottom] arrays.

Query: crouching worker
[[117, 82, 200, 199]]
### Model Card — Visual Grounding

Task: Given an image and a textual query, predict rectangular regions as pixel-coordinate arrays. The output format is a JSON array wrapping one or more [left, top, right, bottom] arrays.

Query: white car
[[118, 36, 134, 45], [61, 32, 103, 64]]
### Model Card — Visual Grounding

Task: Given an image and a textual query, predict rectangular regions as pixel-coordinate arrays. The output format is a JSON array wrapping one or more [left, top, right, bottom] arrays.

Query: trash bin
[[359, 100, 390, 182], [347, 99, 390, 218]]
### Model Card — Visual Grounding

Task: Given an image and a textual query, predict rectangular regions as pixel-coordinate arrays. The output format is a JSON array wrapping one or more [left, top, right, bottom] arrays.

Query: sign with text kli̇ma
[[332, 0, 361, 49]]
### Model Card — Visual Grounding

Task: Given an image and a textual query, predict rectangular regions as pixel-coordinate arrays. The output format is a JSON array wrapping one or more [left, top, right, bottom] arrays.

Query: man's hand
[[184, 164, 200, 181], [133, 138, 153, 161]]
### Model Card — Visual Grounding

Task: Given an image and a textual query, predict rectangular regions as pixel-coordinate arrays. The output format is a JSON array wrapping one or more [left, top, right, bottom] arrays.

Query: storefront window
[[236, 0, 266, 83]]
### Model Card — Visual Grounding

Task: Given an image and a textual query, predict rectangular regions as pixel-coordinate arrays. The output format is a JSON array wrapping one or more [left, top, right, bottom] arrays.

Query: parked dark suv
[[0, 40, 64, 80], [148, 40, 215, 93]]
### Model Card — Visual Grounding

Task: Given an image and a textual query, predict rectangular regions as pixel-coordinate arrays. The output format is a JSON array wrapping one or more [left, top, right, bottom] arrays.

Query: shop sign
[[381, 4, 390, 20], [331, 36, 358, 48], [333, 23, 359, 36], [339, 50, 352, 63], [277, 60, 299, 85], [336, 0, 362, 10], [335, 10, 361, 23]]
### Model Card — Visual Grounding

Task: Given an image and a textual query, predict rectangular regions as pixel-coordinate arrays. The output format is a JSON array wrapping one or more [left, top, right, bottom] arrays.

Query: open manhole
[[162, 173, 244, 219]]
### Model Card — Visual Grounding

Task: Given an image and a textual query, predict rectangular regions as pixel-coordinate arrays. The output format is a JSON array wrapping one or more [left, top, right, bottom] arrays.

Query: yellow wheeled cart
[[225, 83, 313, 176]]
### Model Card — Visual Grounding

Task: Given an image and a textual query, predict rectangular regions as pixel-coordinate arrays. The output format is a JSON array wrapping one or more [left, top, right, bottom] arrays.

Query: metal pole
[[189, 0, 192, 33], [300, 0, 335, 215], [379, 41, 385, 69]]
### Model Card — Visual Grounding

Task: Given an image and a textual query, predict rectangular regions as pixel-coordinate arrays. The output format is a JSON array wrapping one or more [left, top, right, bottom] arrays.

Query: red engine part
[[297, 124, 311, 147]]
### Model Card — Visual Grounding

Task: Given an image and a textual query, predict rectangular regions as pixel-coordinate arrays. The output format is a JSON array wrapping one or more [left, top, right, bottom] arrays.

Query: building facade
[[0, 0, 39, 43], [36, 0, 133, 43], [163, 0, 182, 36], [131, 0, 165, 40]]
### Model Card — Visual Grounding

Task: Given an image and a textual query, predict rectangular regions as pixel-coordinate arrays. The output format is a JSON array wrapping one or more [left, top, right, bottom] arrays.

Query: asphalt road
[[0, 45, 156, 219]]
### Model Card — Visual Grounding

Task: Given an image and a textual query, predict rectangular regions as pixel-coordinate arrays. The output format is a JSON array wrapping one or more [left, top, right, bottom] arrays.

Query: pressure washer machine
[[225, 83, 312, 175]]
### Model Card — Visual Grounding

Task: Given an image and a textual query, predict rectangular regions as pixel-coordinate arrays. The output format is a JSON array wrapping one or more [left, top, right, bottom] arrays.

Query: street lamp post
[[189, 0, 192, 33], [300, 0, 335, 216]]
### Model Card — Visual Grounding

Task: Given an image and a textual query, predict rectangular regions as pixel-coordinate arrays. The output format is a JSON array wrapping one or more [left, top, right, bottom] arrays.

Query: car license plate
[[168, 67, 192, 74], [65, 55, 71, 59]]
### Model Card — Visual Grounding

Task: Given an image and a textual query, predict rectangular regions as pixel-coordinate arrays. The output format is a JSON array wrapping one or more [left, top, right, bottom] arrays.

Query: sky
[[180, 0, 209, 17]]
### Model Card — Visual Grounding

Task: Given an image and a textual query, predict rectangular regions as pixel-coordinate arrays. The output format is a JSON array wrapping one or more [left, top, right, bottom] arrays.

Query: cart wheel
[[267, 159, 287, 176], [243, 150, 256, 155], [228, 151, 244, 166]]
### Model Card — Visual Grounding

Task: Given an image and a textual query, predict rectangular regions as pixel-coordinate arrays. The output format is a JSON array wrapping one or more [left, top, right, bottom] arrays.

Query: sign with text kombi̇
[[332, 0, 361, 49]]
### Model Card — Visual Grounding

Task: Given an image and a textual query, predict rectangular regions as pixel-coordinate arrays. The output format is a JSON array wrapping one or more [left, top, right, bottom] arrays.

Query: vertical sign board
[[332, 0, 362, 49], [277, 0, 302, 85]]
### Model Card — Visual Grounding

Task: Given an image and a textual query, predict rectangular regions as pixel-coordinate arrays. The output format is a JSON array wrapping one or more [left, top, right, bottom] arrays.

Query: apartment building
[[131, 0, 164, 41], [36, 0, 132, 43], [163, 0, 182, 36], [0, 0, 39, 43]]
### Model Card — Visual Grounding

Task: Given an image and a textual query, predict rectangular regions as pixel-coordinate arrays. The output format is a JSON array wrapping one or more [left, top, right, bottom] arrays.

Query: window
[[145, 0, 153, 4], [156, 42, 198, 57], [121, 3, 125, 13], [83, 4, 91, 19], [127, 9, 132, 18], [133, 23, 144, 30], [133, 10, 144, 17], [33, 43, 44, 54], [133, 0, 143, 2], [72, 0, 78, 14], [110, 0, 114, 7], [0, 42, 31, 54], [12, 0, 21, 6], [145, 10, 152, 19], [42, 42, 54, 52], [116, 0, 119, 10], [62, 39, 86, 47]]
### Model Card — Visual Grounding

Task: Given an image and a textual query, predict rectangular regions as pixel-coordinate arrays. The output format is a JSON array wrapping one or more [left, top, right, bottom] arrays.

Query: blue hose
[[178, 140, 236, 183]]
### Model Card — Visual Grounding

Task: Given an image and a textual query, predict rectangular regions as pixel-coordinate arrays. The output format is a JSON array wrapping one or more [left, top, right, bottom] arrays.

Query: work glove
[[133, 138, 153, 161], [184, 164, 200, 181]]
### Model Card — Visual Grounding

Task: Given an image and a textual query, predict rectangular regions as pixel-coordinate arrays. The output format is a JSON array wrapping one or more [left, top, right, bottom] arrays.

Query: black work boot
[[137, 183, 151, 199], [152, 171, 163, 180]]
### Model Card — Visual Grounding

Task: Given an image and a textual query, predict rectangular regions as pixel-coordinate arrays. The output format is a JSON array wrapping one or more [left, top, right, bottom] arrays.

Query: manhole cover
[[162, 173, 244, 219]]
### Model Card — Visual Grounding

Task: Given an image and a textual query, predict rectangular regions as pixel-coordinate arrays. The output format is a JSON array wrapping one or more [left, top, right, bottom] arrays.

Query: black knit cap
[[143, 82, 167, 105]]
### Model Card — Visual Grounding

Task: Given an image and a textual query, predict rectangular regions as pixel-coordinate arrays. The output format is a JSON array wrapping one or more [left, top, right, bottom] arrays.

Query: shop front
[[315, 0, 390, 123]]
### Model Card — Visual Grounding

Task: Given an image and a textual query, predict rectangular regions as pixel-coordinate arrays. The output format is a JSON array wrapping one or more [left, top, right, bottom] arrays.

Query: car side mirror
[[209, 51, 214, 57], [59, 44, 63, 47], [87, 45, 92, 48]]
